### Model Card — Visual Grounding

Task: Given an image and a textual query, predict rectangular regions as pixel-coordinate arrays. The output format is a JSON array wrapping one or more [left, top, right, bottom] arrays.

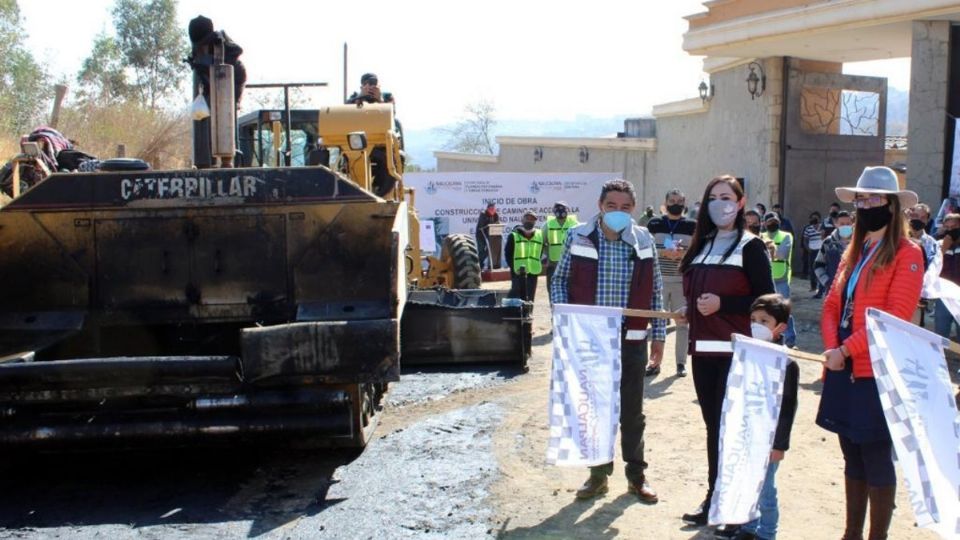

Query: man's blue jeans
[[774, 281, 796, 347], [741, 461, 780, 539]]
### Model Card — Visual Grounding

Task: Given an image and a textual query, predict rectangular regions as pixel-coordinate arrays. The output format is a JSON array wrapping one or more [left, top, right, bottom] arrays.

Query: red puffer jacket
[[821, 237, 923, 378]]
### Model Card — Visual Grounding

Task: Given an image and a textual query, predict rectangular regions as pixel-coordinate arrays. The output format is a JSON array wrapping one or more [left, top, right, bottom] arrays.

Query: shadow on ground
[[499, 493, 718, 540], [0, 446, 359, 537]]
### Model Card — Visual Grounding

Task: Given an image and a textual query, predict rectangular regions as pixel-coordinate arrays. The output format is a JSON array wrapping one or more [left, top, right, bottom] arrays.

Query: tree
[[77, 34, 135, 103], [441, 100, 497, 154], [111, 0, 187, 108], [76, 33, 132, 104], [0, 0, 49, 136]]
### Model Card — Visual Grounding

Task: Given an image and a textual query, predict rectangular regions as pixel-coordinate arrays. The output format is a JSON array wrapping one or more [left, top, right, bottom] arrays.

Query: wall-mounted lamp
[[746, 61, 766, 100], [579, 146, 589, 163], [698, 80, 714, 103], [533, 146, 543, 162]]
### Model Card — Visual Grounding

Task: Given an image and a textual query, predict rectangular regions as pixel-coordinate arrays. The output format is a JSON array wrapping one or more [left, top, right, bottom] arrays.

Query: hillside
[[405, 87, 911, 170]]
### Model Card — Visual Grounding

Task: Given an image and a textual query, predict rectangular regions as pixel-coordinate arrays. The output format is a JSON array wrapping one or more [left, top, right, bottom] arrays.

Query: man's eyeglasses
[[852, 195, 888, 209], [363, 79, 378, 86]]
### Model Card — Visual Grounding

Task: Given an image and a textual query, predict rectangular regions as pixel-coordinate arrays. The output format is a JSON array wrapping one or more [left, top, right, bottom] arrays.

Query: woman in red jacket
[[817, 166, 923, 540]]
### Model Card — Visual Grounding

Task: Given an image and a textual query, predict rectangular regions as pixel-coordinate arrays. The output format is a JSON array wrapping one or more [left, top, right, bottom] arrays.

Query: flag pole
[[622, 308, 826, 364]]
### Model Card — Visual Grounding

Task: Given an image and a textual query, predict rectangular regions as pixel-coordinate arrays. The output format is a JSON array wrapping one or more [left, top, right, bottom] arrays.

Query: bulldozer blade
[[401, 289, 531, 368]]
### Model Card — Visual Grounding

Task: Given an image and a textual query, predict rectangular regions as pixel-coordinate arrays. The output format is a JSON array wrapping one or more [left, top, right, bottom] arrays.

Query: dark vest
[[567, 228, 655, 340], [683, 233, 755, 357], [942, 246, 960, 284]]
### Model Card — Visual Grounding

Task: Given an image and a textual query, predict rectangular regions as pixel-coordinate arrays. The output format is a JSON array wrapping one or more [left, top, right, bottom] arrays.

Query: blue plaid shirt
[[550, 217, 666, 342]]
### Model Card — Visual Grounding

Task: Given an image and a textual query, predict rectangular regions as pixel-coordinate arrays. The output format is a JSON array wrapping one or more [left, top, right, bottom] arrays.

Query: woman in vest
[[818, 167, 923, 540], [678, 175, 775, 527]]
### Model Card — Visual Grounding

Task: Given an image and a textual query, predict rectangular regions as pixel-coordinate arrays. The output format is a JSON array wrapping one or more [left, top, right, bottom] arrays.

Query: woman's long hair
[[837, 195, 908, 285], [680, 175, 745, 273]]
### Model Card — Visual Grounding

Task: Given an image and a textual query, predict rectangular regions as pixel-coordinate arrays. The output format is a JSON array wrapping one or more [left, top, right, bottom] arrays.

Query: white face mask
[[708, 200, 738, 227], [750, 322, 774, 342]]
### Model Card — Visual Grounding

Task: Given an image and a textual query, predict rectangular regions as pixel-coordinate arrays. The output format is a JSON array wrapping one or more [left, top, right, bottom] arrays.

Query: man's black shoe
[[682, 499, 709, 526], [676, 364, 687, 377], [714, 524, 741, 539], [644, 364, 660, 377]]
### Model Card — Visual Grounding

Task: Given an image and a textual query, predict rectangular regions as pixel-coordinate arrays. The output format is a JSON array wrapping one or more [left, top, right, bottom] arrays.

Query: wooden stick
[[622, 308, 684, 320], [788, 349, 825, 364], [618, 309, 960, 364]]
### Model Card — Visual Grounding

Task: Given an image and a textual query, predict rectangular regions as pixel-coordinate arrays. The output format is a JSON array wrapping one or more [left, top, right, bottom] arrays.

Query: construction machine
[[0, 33, 529, 450]]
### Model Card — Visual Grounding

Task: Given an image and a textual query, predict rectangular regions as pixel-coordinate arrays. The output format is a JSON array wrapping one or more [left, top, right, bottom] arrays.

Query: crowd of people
[[479, 166, 955, 540]]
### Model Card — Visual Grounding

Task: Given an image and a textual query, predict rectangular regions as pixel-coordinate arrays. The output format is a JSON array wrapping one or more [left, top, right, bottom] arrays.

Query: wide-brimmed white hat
[[835, 166, 918, 208]]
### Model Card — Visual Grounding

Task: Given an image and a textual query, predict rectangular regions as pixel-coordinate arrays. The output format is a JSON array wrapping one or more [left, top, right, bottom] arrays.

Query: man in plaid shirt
[[550, 179, 665, 504]]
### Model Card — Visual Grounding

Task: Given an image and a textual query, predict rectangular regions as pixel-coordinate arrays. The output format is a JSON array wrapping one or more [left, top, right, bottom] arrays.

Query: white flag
[[546, 303, 623, 467], [709, 334, 790, 526], [923, 274, 960, 327], [866, 308, 960, 539]]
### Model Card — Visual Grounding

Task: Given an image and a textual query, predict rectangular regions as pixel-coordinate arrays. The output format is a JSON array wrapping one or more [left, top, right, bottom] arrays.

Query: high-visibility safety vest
[[512, 229, 544, 275], [544, 215, 579, 262], [764, 229, 793, 282]]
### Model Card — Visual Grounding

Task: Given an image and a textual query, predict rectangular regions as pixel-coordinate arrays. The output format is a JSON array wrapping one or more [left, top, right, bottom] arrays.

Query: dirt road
[[0, 279, 953, 539]]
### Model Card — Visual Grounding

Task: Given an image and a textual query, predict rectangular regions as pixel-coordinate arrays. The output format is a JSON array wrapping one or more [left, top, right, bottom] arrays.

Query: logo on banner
[[529, 181, 540, 194], [425, 181, 437, 195]]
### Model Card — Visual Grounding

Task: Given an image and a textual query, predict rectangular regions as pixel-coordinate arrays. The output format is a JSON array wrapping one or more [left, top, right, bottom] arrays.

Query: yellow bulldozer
[[0, 32, 529, 450]]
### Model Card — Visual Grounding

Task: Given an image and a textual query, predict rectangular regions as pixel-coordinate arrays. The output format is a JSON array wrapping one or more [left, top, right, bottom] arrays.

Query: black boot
[[682, 496, 710, 526], [866, 485, 896, 540], [841, 476, 868, 540]]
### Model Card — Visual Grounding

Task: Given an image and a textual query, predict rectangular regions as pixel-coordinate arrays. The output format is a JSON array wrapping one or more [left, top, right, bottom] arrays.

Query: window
[[800, 87, 879, 137]]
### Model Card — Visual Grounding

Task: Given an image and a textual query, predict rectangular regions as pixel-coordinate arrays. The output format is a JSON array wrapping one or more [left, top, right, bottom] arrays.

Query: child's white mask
[[750, 322, 774, 342]]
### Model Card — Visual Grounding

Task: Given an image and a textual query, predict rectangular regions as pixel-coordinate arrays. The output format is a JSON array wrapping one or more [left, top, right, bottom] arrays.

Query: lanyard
[[665, 218, 681, 237], [845, 239, 882, 302]]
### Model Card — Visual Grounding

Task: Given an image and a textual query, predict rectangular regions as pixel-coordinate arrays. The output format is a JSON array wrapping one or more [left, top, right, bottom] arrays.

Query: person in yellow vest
[[762, 211, 797, 347], [506, 210, 544, 306], [542, 201, 579, 296]]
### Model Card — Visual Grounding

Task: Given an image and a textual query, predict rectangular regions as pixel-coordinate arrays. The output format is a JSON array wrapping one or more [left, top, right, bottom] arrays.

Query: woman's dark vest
[[683, 233, 755, 356]]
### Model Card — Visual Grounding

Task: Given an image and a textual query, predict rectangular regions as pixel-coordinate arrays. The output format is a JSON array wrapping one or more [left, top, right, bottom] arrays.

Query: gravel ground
[[387, 367, 523, 408]]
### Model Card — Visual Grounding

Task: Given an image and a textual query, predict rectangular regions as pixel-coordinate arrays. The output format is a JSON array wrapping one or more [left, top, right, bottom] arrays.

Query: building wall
[[652, 58, 783, 208], [907, 20, 951, 206]]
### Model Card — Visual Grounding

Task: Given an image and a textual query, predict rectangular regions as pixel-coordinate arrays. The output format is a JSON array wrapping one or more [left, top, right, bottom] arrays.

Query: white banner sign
[[710, 334, 790, 526], [546, 303, 623, 467], [404, 172, 619, 251], [866, 308, 960, 539]]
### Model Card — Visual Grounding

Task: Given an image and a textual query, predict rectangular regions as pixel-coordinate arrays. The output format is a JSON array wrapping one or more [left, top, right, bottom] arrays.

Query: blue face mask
[[838, 225, 853, 238], [602, 211, 632, 232]]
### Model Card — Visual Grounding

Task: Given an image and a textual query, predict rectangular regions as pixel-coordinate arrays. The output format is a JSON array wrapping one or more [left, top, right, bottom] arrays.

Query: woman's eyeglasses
[[852, 195, 888, 209]]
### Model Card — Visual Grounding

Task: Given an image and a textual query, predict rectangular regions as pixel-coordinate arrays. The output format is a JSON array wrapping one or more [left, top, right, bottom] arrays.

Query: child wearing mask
[[735, 293, 799, 540]]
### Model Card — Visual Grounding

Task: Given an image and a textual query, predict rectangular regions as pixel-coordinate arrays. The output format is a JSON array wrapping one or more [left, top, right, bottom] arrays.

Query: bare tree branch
[[439, 100, 497, 154]]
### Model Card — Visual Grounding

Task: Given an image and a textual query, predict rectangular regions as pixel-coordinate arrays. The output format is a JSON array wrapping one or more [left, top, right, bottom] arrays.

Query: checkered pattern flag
[[709, 334, 789, 526], [546, 303, 623, 467], [866, 308, 960, 539], [922, 272, 960, 326]]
